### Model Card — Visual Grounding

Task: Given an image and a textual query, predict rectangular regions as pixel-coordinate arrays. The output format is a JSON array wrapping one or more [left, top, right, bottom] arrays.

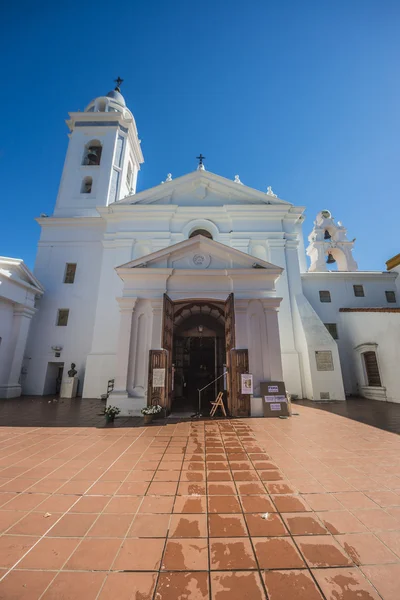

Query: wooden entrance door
[[230, 349, 250, 416], [224, 293, 236, 414], [147, 349, 168, 408], [162, 294, 174, 411]]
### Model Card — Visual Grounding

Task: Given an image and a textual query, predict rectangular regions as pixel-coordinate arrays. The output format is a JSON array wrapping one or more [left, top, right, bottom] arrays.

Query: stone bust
[[68, 363, 77, 377]]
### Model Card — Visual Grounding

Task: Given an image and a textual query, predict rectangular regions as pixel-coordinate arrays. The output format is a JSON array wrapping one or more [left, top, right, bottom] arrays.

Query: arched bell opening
[[325, 247, 347, 271]]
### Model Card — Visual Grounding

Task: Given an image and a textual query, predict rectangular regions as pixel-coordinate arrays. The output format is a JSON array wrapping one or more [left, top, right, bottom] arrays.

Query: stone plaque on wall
[[315, 351, 334, 371]]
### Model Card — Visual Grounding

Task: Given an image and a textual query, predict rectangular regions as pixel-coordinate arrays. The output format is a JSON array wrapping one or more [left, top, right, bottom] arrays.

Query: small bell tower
[[306, 210, 358, 272], [53, 79, 144, 217]]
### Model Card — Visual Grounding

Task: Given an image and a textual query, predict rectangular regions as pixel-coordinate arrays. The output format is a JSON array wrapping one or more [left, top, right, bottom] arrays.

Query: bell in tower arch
[[324, 229, 331, 240], [326, 253, 336, 265]]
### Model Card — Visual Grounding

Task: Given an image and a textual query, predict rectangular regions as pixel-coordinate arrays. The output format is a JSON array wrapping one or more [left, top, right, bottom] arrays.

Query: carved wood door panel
[[224, 293, 236, 413], [230, 349, 250, 416], [162, 294, 174, 412], [147, 349, 168, 408]]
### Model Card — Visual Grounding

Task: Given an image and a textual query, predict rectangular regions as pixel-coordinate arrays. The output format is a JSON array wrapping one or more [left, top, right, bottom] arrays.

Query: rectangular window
[[353, 284, 364, 297], [319, 290, 331, 303], [64, 263, 77, 284], [385, 290, 396, 303], [324, 323, 338, 339], [56, 309, 69, 327]]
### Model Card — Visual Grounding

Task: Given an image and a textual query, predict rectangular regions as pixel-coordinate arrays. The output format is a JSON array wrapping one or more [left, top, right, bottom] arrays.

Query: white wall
[[339, 311, 400, 403]]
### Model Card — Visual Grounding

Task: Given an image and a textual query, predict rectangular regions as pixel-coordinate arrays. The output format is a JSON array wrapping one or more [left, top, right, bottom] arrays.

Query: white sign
[[241, 374, 253, 394], [153, 368, 165, 388], [270, 403, 282, 411], [264, 395, 287, 403], [268, 385, 279, 393]]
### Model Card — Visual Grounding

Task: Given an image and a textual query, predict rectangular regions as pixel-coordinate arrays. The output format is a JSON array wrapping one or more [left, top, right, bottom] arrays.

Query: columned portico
[[107, 235, 285, 416]]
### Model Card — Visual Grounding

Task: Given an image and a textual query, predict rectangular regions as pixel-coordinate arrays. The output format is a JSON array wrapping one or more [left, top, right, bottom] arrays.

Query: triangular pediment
[[117, 236, 283, 273], [0, 257, 44, 293], [115, 170, 290, 207]]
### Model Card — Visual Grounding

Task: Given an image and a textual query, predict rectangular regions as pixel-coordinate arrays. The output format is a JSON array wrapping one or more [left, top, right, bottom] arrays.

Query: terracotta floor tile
[[207, 482, 237, 496], [0, 535, 40, 568], [113, 537, 165, 570], [302, 493, 343, 511], [128, 513, 170, 537], [207, 471, 233, 482], [102, 495, 142, 513], [208, 495, 242, 514], [1, 493, 48, 511], [240, 495, 275, 514], [177, 482, 206, 495], [265, 482, 296, 494], [162, 538, 209, 570], [226, 453, 248, 461], [210, 570, 265, 600], [313, 567, 381, 600], [153, 471, 180, 482], [245, 513, 287, 537], [8, 511, 61, 536], [41, 571, 106, 600], [35, 494, 79, 513], [87, 513, 132, 537], [317, 510, 367, 534], [207, 462, 230, 471], [365, 490, 400, 507], [174, 496, 207, 513], [271, 495, 311, 513], [376, 531, 400, 559], [125, 470, 154, 482], [354, 508, 400, 531], [228, 461, 253, 471], [296, 535, 354, 568], [46, 512, 97, 537], [116, 481, 150, 495], [235, 482, 266, 495], [146, 481, 178, 496], [210, 537, 256, 569], [56, 480, 93, 495], [155, 572, 209, 600], [253, 537, 305, 569], [0, 510, 28, 533], [263, 569, 324, 600], [98, 572, 157, 600], [232, 470, 259, 481], [169, 514, 208, 537], [259, 471, 282, 481], [72, 495, 110, 513], [0, 570, 54, 599], [64, 537, 121, 570], [0, 493, 18, 507], [86, 481, 121, 495], [335, 532, 398, 565], [361, 564, 400, 600], [180, 471, 206, 482], [283, 512, 328, 535], [18, 537, 80, 569], [333, 492, 379, 510], [207, 454, 228, 461], [208, 514, 248, 537]]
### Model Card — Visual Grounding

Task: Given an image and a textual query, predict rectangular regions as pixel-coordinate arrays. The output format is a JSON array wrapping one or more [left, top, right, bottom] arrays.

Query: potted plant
[[141, 404, 163, 424], [104, 405, 120, 423]]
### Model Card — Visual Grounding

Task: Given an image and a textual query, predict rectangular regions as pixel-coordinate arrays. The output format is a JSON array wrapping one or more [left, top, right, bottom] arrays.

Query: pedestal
[[60, 377, 78, 399]]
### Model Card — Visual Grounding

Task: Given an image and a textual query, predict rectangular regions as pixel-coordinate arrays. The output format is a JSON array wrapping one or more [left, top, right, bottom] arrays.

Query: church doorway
[[172, 307, 226, 414]]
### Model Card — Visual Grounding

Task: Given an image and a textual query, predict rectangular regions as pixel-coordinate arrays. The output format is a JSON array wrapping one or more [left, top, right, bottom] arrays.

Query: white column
[[1, 305, 36, 398], [261, 298, 283, 382], [150, 299, 164, 349], [234, 299, 249, 348], [112, 297, 137, 394]]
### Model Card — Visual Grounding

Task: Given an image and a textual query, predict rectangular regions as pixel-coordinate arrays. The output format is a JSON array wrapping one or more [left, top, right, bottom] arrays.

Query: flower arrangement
[[104, 406, 121, 418], [141, 404, 163, 416]]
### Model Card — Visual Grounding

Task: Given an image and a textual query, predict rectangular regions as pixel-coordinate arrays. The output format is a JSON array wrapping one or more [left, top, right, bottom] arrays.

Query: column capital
[[234, 299, 249, 313], [13, 305, 36, 318], [150, 298, 163, 313], [116, 297, 138, 312], [260, 297, 282, 312]]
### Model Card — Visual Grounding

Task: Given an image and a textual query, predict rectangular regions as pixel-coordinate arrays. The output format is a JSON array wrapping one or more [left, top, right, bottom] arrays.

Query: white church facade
[[3, 84, 399, 412]]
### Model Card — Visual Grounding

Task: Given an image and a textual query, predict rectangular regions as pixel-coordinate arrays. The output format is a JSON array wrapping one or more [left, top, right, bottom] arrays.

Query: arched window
[[189, 229, 213, 240], [81, 176, 92, 194], [363, 351, 382, 387], [82, 140, 102, 166], [126, 162, 133, 188]]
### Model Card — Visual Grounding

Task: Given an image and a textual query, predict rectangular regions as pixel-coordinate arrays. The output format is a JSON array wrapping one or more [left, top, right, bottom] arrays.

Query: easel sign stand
[[260, 381, 290, 418]]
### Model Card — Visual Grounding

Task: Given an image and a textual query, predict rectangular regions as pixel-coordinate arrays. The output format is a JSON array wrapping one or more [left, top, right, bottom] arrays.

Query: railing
[[192, 371, 228, 418]]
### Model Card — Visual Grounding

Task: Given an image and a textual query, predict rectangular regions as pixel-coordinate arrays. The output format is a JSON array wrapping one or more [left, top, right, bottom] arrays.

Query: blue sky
[[1, 0, 399, 270]]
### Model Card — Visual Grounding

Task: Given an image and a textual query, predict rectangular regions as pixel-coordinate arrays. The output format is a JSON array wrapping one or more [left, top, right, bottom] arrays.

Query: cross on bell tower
[[114, 77, 124, 91]]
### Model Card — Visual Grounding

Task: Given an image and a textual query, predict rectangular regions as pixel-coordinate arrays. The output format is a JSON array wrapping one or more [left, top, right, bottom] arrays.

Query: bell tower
[[53, 79, 144, 217], [306, 210, 358, 272]]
